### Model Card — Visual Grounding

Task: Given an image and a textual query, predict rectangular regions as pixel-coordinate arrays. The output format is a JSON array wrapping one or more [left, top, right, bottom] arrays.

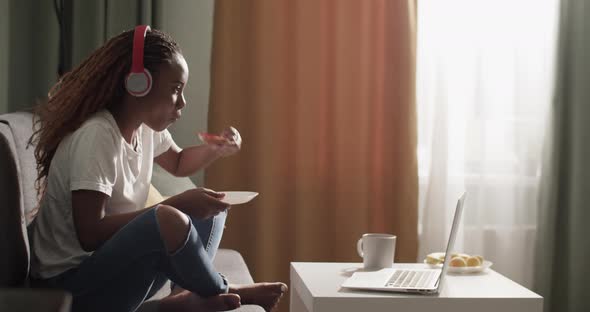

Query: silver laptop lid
[[436, 192, 466, 292]]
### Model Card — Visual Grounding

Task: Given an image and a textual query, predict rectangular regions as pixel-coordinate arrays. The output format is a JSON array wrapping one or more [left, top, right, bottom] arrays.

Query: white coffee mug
[[357, 233, 396, 270]]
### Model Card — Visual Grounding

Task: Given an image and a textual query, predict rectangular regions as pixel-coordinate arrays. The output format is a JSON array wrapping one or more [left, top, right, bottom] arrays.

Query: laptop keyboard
[[386, 270, 437, 288]]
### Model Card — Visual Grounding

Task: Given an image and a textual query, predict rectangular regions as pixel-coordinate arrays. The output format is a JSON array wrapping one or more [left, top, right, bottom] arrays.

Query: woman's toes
[[220, 294, 241, 310], [197, 293, 241, 311]]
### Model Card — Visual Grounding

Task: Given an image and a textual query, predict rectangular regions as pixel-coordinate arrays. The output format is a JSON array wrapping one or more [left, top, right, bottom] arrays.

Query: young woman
[[29, 26, 286, 312]]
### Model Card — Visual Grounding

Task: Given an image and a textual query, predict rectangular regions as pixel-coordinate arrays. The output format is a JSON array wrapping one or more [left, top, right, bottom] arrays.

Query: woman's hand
[[213, 126, 242, 157], [162, 188, 230, 220]]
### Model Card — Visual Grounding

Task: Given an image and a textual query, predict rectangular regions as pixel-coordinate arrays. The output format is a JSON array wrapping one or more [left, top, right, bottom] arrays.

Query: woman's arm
[[159, 187, 229, 219], [72, 190, 151, 252], [72, 188, 229, 252], [154, 143, 221, 178], [154, 127, 241, 177]]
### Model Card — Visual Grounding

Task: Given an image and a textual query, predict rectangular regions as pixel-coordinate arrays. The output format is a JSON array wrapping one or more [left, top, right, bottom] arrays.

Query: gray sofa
[[0, 111, 263, 312]]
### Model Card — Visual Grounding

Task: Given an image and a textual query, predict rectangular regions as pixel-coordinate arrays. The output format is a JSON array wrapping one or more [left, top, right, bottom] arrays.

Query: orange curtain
[[207, 0, 417, 304]]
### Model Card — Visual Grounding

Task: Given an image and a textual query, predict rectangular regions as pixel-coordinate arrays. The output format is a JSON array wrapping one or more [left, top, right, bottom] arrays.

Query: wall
[[5, 0, 59, 113], [0, 0, 8, 113], [156, 0, 215, 186]]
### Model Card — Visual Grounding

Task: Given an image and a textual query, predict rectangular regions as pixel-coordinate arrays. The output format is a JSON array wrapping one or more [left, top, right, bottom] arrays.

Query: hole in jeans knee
[[155, 205, 190, 254]]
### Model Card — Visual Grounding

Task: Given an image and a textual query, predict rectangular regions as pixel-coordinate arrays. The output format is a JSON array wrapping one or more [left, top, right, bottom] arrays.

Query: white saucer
[[220, 191, 259, 205]]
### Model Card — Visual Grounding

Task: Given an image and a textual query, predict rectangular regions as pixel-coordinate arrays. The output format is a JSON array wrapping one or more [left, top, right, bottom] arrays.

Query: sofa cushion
[[140, 249, 264, 312], [145, 184, 168, 208], [214, 249, 255, 284], [151, 163, 197, 196]]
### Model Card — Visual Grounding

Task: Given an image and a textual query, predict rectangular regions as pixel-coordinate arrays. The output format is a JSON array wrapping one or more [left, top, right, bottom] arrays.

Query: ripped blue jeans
[[44, 206, 228, 312]]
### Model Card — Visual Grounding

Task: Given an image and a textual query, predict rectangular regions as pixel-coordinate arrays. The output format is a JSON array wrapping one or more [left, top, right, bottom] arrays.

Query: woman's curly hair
[[29, 27, 181, 198]]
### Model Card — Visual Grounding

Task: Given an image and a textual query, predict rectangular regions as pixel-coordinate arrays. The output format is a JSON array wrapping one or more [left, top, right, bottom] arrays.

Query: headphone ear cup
[[125, 68, 152, 97]]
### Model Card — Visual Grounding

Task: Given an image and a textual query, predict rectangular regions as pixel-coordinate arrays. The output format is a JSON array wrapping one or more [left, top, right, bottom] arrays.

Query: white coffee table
[[290, 262, 542, 312]]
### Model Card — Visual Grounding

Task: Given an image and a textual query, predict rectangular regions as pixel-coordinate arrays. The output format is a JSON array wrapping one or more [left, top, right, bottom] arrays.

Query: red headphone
[[125, 25, 152, 97]]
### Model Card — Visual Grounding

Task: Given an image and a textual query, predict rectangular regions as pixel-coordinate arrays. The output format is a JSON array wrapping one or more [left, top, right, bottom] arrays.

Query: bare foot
[[229, 282, 288, 312], [159, 290, 241, 312]]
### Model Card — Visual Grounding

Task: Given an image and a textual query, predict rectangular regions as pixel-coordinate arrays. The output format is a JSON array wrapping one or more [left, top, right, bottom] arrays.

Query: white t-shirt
[[31, 110, 175, 279]]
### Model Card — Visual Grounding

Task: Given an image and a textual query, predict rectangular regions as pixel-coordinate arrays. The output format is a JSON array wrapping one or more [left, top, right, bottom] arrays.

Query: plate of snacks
[[424, 252, 492, 274]]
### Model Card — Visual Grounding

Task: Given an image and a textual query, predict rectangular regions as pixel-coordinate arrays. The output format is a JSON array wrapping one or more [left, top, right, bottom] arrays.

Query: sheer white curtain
[[416, 0, 558, 287]]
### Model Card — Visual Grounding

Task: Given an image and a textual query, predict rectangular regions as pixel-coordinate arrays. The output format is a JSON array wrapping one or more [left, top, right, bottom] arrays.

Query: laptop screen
[[436, 192, 466, 292]]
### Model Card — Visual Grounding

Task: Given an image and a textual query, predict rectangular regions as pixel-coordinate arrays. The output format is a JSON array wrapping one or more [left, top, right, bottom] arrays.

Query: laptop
[[341, 192, 466, 294]]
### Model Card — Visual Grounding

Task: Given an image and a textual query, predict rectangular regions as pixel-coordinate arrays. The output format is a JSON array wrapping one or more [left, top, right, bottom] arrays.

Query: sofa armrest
[[0, 288, 71, 312]]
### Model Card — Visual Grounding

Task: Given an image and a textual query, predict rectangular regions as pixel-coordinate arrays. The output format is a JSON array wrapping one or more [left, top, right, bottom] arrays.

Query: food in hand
[[449, 256, 467, 267], [197, 132, 230, 145]]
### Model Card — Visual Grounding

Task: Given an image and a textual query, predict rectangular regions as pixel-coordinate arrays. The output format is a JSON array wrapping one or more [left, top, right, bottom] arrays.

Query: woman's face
[[141, 53, 189, 131]]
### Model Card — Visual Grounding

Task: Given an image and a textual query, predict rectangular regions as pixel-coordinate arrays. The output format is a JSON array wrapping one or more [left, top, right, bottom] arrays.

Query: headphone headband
[[126, 25, 152, 97], [131, 25, 150, 73]]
